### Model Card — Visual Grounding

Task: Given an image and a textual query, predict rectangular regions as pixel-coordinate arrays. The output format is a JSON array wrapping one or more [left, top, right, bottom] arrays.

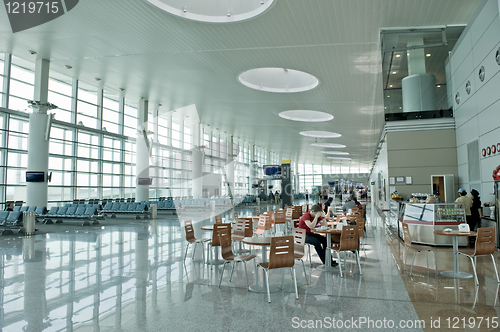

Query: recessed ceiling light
[[279, 110, 333, 122], [395, 54, 401, 58], [437, 85, 441, 88], [64, 65, 72, 69], [147, 0, 275, 23], [119, 88, 125, 92], [300, 131, 341, 138], [311, 143, 346, 148], [239, 67, 319, 93], [387, 95, 390, 98], [426, 53, 431, 57], [321, 151, 349, 155], [389, 84, 393, 88], [94, 78, 101, 81], [392, 71, 396, 74], [327, 157, 351, 160], [27, 50, 37, 55]]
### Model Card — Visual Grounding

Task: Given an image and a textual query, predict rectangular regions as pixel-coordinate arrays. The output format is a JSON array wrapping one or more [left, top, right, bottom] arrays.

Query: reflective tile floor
[[0, 201, 499, 331]]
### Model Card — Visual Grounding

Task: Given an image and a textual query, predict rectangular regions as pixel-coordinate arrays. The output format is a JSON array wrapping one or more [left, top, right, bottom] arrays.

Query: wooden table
[[311, 227, 341, 272], [201, 226, 225, 265], [241, 236, 280, 293], [434, 230, 477, 279]]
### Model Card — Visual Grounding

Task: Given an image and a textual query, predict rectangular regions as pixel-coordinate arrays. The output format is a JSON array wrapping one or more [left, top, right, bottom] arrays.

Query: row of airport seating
[[11, 206, 47, 215], [41, 206, 99, 225], [101, 202, 148, 218], [0, 211, 24, 235]]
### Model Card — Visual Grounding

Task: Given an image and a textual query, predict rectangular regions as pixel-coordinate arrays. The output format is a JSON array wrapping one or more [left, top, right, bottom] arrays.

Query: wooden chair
[[402, 223, 437, 275], [209, 223, 231, 264], [292, 206, 302, 220], [356, 218, 367, 256], [183, 220, 210, 262], [215, 215, 222, 224], [329, 226, 362, 277], [254, 215, 270, 236], [458, 227, 499, 285], [257, 236, 299, 303], [218, 226, 256, 289], [292, 228, 309, 285]]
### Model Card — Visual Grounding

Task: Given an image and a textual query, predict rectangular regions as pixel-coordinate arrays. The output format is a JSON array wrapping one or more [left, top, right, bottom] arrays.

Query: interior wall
[[386, 129, 458, 200], [448, 0, 500, 204], [369, 137, 389, 209]]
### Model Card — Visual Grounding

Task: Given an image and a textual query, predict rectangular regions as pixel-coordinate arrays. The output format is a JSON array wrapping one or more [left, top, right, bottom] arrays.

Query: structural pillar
[[26, 58, 50, 207], [136, 99, 150, 201], [226, 136, 235, 198], [192, 122, 203, 199]]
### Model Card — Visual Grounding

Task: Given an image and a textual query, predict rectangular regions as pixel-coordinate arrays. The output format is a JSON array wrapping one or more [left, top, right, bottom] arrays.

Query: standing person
[[455, 188, 473, 233], [469, 189, 483, 231], [305, 190, 309, 201], [298, 205, 337, 266], [275, 190, 280, 205], [323, 196, 333, 214]]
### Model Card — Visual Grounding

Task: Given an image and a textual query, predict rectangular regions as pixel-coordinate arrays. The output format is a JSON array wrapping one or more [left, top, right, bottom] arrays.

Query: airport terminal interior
[[1, 0, 500, 331]]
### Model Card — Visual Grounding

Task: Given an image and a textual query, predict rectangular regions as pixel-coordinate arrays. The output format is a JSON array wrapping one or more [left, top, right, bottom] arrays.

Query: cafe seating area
[[1, 198, 499, 331]]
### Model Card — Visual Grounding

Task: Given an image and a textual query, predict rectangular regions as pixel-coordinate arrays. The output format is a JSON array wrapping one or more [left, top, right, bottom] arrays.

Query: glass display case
[[399, 203, 467, 246]]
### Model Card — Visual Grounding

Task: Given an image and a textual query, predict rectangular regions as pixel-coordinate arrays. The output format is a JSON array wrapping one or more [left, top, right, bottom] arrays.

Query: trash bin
[[150, 204, 157, 219], [23, 211, 36, 235]]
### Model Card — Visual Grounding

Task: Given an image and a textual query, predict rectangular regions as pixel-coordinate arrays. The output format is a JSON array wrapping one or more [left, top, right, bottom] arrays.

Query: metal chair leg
[[265, 269, 271, 303], [219, 262, 227, 288], [433, 250, 438, 274], [244, 261, 250, 290], [184, 243, 190, 262], [355, 250, 362, 275], [410, 251, 417, 275], [192, 242, 197, 259], [469, 256, 479, 285], [292, 267, 299, 299], [491, 254, 500, 283], [229, 261, 236, 281], [301, 259, 309, 285], [404, 247, 409, 270]]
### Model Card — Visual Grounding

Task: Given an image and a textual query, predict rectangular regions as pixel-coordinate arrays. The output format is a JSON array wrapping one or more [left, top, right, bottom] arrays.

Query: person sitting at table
[[298, 205, 338, 267], [323, 196, 333, 214], [342, 197, 357, 213]]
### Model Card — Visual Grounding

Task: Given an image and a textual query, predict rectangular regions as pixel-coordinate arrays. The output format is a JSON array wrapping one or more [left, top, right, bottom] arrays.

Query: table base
[[315, 264, 339, 272], [440, 271, 474, 279], [249, 284, 281, 293]]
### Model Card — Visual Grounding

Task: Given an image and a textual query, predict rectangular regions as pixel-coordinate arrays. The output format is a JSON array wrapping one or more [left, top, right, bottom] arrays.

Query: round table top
[[201, 226, 213, 231], [242, 236, 272, 246], [311, 227, 341, 234], [434, 230, 477, 237]]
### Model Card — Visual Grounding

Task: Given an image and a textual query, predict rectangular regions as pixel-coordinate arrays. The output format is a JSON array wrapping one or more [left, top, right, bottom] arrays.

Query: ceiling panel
[[0, 0, 483, 166]]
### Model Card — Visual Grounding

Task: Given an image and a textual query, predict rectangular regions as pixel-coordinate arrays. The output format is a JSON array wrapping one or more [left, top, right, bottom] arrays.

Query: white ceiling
[[0, 0, 482, 166]]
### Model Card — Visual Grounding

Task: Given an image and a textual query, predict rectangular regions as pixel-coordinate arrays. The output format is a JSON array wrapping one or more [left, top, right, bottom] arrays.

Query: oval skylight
[[279, 110, 332, 122], [239, 68, 319, 93], [147, 0, 275, 23], [300, 131, 341, 138], [311, 143, 346, 148], [327, 157, 352, 160], [321, 151, 349, 155]]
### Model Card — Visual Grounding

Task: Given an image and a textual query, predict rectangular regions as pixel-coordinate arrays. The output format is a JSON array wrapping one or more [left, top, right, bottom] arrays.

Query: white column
[[192, 122, 203, 199], [26, 58, 50, 207], [407, 38, 426, 75], [136, 99, 149, 201], [226, 136, 235, 197]]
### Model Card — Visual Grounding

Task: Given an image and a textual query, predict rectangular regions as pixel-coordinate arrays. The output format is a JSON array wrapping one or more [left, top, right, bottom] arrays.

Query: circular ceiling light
[[327, 157, 352, 160], [147, 0, 275, 23], [279, 110, 333, 122], [311, 143, 346, 148], [239, 67, 319, 93], [300, 131, 341, 138], [321, 151, 349, 155]]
